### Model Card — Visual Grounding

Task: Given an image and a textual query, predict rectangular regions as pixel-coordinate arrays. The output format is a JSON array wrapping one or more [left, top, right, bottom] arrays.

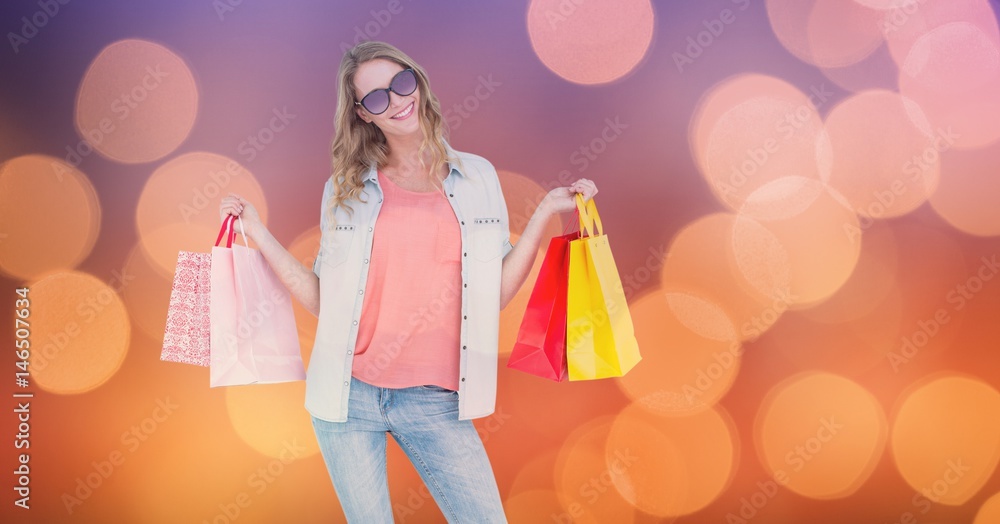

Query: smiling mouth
[[391, 102, 414, 119]]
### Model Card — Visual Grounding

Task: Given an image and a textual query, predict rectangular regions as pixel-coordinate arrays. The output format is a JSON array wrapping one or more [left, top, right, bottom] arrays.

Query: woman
[[219, 41, 597, 522]]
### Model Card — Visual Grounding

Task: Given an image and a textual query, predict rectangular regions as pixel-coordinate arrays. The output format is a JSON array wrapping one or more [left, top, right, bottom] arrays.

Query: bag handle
[[575, 193, 603, 238], [215, 215, 237, 247]]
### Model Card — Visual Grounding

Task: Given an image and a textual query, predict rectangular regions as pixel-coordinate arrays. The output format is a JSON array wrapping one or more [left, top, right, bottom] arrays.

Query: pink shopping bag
[[160, 217, 237, 366], [210, 216, 305, 386]]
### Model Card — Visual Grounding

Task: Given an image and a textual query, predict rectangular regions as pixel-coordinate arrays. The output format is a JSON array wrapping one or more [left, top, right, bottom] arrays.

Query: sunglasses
[[355, 68, 418, 115]]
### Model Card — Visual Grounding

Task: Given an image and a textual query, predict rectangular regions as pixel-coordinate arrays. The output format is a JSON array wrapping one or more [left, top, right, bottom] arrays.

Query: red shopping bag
[[210, 216, 305, 387], [507, 217, 580, 381], [160, 216, 237, 366]]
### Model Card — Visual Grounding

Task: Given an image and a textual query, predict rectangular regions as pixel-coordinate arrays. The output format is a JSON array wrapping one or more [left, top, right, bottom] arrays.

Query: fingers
[[570, 178, 599, 201], [219, 193, 246, 218]]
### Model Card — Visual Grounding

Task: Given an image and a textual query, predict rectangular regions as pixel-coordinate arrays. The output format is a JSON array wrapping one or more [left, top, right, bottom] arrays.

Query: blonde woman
[[220, 41, 597, 522]]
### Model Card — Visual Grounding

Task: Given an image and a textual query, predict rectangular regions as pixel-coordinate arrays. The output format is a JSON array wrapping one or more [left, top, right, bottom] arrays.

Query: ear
[[355, 105, 371, 123]]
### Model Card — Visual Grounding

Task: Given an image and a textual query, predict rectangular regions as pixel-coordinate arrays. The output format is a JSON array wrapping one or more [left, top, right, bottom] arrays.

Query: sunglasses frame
[[355, 68, 418, 115]]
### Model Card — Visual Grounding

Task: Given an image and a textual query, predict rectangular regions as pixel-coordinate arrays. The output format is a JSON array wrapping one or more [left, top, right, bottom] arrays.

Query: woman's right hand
[[219, 193, 263, 241]]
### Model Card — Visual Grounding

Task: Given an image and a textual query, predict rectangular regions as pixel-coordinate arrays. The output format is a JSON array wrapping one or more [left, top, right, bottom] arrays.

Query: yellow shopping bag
[[566, 194, 641, 380]]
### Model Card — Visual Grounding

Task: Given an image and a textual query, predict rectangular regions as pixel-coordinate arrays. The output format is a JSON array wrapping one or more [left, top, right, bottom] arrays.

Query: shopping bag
[[566, 194, 641, 380], [160, 216, 237, 366], [210, 216, 305, 387], [507, 227, 578, 381]]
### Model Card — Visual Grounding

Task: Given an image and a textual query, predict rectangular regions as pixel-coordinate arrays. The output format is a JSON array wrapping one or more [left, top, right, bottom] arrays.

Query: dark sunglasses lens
[[362, 89, 390, 114], [392, 69, 417, 96]]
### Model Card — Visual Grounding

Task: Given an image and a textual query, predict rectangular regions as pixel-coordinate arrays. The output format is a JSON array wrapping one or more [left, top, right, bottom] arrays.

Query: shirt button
[[463, 283, 467, 288], [353, 320, 358, 325], [368, 227, 373, 232], [379, 199, 383, 203], [364, 258, 369, 264], [344, 381, 349, 386], [463, 315, 467, 320], [461, 377, 465, 382], [347, 350, 353, 355], [449, 193, 454, 197], [462, 345, 467, 349], [460, 221, 465, 225], [463, 252, 467, 257], [359, 289, 364, 295]]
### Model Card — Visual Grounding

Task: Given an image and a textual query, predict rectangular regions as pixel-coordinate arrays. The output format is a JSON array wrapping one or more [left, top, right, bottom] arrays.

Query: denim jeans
[[310, 376, 507, 523]]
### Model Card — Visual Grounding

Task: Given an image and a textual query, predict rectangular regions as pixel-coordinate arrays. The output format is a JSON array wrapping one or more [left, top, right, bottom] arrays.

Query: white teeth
[[392, 103, 413, 119]]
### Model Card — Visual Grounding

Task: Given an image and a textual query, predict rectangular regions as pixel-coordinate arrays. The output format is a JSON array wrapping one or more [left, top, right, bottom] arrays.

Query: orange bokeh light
[[0, 155, 101, 280], [882, 0, 1000, 68], [75, 39, 198, 163], [930, 134, 1000, 236], [136, 152, 268, 277], [121, 241, 174, 342], [891, 374, 1000, 505], [660, 213, 779, 342], [756, 372, 887, 499], [526, 0, 654, 85], [225, 382, 320, 460], [27, 271, 131, 394], [766, 0, 885, 68], [823, 90, 939, 219], [898, 22, 1000, 149], [692, 74, 827, 212], [734, 177, 862, 307], [554, 416, 638, 523], [616, 290, 740, 416], [975, 491, 1000, 523]]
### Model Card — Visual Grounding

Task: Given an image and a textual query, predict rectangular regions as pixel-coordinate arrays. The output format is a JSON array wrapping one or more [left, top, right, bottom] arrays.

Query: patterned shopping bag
[[161, 216, 237, 366]]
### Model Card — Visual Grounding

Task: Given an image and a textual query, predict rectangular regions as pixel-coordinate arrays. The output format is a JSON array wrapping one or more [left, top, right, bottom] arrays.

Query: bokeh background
[[3, 0, 1000, 522]]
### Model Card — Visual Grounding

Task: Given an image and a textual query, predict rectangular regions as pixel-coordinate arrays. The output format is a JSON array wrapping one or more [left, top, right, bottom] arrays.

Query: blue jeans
[[310, 377, 507, 523]]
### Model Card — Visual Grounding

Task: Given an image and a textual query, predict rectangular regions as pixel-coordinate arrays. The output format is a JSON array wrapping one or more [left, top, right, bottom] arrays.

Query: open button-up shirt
[[307, 149, 513, 422]]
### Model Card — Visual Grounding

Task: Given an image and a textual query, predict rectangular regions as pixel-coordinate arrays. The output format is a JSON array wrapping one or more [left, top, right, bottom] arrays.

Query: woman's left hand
[[541, 178, 599, 215]]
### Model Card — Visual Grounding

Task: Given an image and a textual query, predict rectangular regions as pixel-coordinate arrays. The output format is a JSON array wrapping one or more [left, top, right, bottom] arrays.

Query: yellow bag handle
[[575, 193, 603, 238]]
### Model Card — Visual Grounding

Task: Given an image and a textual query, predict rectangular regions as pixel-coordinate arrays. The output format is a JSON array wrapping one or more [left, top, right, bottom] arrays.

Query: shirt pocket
[[320, 224, 355, 268], [471, 217, 503, 262]]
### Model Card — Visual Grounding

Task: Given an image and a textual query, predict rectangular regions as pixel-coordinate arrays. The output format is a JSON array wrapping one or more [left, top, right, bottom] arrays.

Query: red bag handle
[[215, 215, 237, 247]]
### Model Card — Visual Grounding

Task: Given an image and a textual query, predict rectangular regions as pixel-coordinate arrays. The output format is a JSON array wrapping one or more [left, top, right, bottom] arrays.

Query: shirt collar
[[362, 143, 464, 183]]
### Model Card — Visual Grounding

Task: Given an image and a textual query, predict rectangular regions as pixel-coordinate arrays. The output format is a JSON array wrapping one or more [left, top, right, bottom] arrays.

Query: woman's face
[[353, 58, 421, 138]]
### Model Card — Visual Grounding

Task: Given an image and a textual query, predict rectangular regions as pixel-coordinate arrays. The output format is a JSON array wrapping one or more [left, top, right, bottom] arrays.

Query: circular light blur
[[136, 152, 268, 276], [975, 491, 1000, 524], [696, 75, 827, 211], [767, 0, 884, 68], [0, 155, 101, 280], [823, 90, 939, 219], [28, 271, 131, 394], [608, 403, 738, 516], [756, 372, 887, 499], [226, 383, 319, 460], [898, 22, 1000, 149], [891, 374, 1000, 505], [929, 130, 1000, 236], [75, 39, 198, 163], [527, 0, 654, 85], [660, 213, 777, 341], [735, 177, 862, 307], [616, 291, 740, 416]]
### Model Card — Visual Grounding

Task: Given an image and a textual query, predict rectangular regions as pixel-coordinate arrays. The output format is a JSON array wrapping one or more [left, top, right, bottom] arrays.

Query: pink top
[[350, 170, 463, 391]]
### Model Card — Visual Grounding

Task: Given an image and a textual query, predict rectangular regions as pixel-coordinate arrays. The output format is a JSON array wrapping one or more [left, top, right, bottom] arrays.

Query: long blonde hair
[[325, 41, 454, 226]]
